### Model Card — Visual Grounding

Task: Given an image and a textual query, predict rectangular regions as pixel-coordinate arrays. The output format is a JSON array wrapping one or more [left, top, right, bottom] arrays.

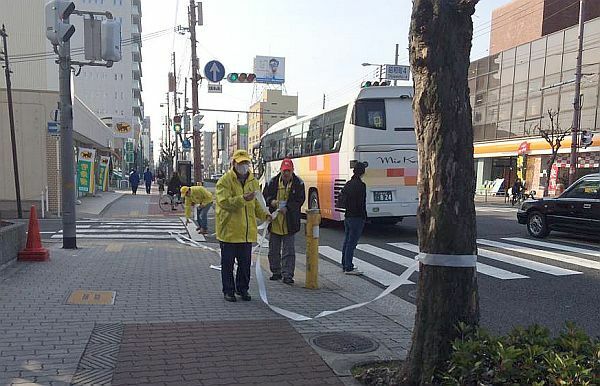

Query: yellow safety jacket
[[183, 186, 213, 220], [215, 169, 269, 243]]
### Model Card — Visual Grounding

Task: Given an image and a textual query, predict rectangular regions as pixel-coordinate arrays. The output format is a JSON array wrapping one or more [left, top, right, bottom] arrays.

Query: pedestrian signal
[[45, 0, 76, 45]]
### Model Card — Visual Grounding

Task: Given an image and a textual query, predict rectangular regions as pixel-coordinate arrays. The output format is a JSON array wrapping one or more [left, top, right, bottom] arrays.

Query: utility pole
[[1, 25, 23, 219], [394, 43, 399, 86], [58, 21, 77, 249], [189, 0, 202, 183], [322, 93, 326, 110], [172, 52, 179, 167], [569, 0, 585, 185]]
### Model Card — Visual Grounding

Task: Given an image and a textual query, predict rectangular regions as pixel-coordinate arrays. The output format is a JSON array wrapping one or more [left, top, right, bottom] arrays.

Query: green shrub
[[438, 322, 600, 386]]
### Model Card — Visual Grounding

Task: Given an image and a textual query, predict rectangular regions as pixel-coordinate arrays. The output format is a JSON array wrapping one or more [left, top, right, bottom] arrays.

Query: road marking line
[[51, 234, 177, 239], [356, 244, 416, 268], [477, 248, 581, 276], [181, 216, 206, 242], [478, 239, 600, 271], [389, 242, 528, 280], [319, 246, 414, 286], [503, 237, 600, 258], [58, 229, 185, 233]]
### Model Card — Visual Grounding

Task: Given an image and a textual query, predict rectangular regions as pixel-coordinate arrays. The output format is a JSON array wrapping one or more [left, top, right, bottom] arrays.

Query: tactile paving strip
[[71, 323, 123, 386]]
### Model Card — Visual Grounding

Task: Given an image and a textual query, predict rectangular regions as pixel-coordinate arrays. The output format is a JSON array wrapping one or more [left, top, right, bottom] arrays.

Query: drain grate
[[311, 332, 379, 354], [71, 323, 123, 385]]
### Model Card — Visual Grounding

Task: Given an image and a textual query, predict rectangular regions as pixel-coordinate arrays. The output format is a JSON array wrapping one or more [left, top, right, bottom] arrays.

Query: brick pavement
[[0, 236, 415, 385]]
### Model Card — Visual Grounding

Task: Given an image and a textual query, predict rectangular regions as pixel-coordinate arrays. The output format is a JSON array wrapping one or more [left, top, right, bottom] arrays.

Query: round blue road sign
[[204, 60, 225, 83]]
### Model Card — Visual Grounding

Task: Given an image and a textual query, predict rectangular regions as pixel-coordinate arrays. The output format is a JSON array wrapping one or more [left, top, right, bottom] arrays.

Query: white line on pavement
[[503, 237, 600, 258], [50, 234, 178, 239], [477, 248, 581, 276], [389, 242, 528, 280], [356, 244, 417, 268], [319, 246, 414, 286], [478, 239, 600, 271]]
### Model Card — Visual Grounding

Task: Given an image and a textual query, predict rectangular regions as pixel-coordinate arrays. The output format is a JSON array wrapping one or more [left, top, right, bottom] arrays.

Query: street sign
[[182, 138, 192, 150], [125, 141, 133, 152], [204, 60, 225, 83], [48, 121, 60, 135], [384, 65, 410, 81], [208, 83, 222, 93], [125, 152, 134, 163]]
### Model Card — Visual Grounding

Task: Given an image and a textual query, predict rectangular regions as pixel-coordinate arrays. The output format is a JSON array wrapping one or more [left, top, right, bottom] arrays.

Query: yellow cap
[[232, 149, 252, 163], [180, 186, 190, 195]]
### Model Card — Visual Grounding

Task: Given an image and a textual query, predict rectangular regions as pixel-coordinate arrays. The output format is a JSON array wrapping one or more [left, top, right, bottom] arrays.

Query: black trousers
[[131, 185, 138, 194], [220, 242, 252, 295], [145, 182, 151, 194]]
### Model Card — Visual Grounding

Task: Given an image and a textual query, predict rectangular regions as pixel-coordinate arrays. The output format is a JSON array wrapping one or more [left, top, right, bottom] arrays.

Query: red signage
[[517, 141, 530, 155]]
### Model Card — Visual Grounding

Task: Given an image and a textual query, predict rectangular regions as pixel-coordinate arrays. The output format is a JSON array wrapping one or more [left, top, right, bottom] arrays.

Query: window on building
[[500, 48, 516, 87], [496, 120, 510, 139], [545, 32, 564, 75], [514, 43, 530, 84], [530, 39, 546, 79]]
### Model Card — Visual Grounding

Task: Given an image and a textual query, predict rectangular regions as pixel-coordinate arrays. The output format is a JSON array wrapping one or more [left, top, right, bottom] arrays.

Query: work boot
[[235, 291, 251, 301], [270, 274, 282, 281], [283, 277, 294, 285]]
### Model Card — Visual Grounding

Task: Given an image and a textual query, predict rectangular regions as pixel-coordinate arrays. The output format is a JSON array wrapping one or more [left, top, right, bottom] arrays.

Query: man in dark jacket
[[339, 162, 367, 275], [143, 168, 153, 194], [128, 168, 140, 195], [167, 172, 183, 210], [263, 158, 306, 284]]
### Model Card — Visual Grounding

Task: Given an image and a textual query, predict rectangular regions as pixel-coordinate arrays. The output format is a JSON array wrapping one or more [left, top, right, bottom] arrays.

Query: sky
[[141, 0, 514, 162]]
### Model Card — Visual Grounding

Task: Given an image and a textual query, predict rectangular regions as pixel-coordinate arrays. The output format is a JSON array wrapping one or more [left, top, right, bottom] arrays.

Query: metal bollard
[[305, 208, 321, 289]]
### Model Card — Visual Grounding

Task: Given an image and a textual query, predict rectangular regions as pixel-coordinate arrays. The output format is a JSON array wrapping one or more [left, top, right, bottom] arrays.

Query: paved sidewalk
[[77, 191, 125, 218], [0, 237, 415, 385]]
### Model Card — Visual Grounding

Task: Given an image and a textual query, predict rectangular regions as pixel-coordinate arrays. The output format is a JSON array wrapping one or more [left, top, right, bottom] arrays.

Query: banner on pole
[[98, 156, 110, 191], [77, 148, 96, 193]]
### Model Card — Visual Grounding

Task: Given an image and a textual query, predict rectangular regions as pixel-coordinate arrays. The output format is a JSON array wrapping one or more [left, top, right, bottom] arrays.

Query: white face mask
[[235, 163, 250, 175]]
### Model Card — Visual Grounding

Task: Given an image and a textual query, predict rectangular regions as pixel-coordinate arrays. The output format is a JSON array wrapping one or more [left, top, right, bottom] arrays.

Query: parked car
[[517, 173, 599, 238]]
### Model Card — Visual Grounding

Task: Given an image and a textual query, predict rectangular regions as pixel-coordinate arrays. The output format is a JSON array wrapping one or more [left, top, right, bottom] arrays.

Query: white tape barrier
[[171, 220, 420, 321]]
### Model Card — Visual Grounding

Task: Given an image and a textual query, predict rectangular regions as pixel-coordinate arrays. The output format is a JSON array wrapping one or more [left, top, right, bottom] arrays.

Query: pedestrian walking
[[216, 149, 271, 302], [338, 162, 367, 275], [128, 168, 140, 195], [157, 170, 165, 196], [143, 167, 153, 194], [262, 158, 305, 285], [167, 172, 182, 210], [181, 184, 213, 234]]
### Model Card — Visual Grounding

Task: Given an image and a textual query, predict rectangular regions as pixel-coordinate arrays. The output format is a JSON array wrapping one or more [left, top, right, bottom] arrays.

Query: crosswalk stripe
[[389, 242, 528, 280], [93, 225, 184, 229], [319, 246, 414, 286], [356, 244, 417, 268], [51, 234, 175, 239], [503, 237, 600, 258], [478, 239, 600, 271], [477, 248, 581, 276], [58, 229, 185, 234]]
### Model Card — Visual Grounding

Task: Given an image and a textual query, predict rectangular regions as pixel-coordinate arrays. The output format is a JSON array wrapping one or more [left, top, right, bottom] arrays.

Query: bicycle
[[159, 193, 183, 211], [511, 190, 536, 206]]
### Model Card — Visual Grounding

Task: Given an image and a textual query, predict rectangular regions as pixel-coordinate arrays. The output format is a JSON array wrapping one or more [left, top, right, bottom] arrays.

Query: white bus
[[254, 85, 418, 224]]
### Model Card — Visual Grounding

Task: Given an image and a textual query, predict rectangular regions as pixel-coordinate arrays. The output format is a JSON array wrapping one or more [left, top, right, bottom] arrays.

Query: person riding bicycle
[[157, 170, 166, 196], [512, 178, 524, 204], [167, 172, 183, 211]]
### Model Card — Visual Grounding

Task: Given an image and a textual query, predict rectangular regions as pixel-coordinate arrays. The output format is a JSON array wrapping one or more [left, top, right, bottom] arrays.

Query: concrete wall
[[0, 222, 26, 268], [490, 0, 544, 55]]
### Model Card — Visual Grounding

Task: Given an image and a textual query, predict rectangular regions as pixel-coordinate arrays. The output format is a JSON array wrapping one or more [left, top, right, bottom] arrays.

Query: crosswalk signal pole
[[305, 209, 321, 289]]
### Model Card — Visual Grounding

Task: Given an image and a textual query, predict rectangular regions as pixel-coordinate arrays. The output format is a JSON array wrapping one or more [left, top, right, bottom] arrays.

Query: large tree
[[402, 0, 480, 384]]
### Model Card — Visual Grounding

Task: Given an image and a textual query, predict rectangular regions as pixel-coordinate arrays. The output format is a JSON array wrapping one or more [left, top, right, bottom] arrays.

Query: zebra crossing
[[50, 218, 188, 240], [319, 237, 600, 286]]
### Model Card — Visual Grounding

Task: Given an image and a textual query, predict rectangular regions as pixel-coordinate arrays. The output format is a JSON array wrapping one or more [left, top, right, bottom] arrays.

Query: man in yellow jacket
[[216, 149, 271, 302], [181, 185, 214, 234]]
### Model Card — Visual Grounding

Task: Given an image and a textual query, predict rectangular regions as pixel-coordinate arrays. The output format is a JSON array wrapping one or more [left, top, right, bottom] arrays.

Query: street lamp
[[362, 62, 383, 82]]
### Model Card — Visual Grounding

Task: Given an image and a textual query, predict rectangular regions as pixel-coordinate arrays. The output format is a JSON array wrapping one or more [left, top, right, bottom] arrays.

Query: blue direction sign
[[182, 138, 192, 150], [204, 60, 225, 83]]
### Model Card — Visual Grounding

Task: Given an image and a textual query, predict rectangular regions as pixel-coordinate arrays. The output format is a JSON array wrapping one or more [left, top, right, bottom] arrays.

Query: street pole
[[189, 0, 202, 183], [378, 64, 383, 83], [394, 43, 399, 86], [569, 0, 585, 185], [1, 25, 23, 219], [322, 93, 325, 110], [172, 52, 179, 168], [59, 21, 77, 249]]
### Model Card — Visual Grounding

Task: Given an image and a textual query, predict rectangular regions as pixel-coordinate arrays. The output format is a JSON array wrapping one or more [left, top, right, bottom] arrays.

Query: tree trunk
[[402, 1, 480, 384]]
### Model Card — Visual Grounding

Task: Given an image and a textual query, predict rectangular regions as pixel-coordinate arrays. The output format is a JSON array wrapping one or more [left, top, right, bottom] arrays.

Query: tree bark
[[402, 1, 480, 384]]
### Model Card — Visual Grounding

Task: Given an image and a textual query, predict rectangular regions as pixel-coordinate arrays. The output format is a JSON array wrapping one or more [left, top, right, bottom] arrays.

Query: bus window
[[323, 126, 334, 151], [353, 99, 386, 130]]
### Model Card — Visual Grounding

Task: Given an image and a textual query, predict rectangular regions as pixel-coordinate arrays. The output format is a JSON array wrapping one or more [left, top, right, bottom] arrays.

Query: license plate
[[374, 191, 393, 202]]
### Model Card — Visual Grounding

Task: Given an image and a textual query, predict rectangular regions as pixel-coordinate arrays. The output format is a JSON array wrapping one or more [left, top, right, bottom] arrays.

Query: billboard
[[254, 56, 285, 84], [111, 116, 134, 139]]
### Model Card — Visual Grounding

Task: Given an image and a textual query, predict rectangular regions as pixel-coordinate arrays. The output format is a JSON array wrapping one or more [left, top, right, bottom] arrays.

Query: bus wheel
[[308, 190, 319, 210]]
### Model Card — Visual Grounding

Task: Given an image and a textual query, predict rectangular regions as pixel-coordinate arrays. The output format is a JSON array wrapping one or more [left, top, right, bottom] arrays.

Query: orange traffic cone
[[18, 205, 49, 262]]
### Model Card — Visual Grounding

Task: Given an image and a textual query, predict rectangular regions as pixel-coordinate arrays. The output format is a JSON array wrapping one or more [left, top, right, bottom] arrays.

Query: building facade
[[247, 89, 298, 152], [472, 15, 600, 196]]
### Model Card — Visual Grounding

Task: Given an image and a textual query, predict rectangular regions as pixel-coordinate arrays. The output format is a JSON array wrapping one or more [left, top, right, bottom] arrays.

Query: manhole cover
[[311, 333, 379, 354]]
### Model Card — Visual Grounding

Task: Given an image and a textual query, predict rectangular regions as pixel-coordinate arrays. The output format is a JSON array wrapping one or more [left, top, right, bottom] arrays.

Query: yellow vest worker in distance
[[181, 185, 214, 234], [216, 149, 271, 302]]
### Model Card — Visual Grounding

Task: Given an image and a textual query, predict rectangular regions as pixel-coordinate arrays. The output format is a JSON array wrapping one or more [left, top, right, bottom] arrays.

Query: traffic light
[[101, 19, 122, 62], [193, 114, 204, 132], [361, 80, 391, 88], [227, 73, 256, 83], [45, 0, 76, 45], [173, 115, 182, 134], [581, 130, 594, 148]]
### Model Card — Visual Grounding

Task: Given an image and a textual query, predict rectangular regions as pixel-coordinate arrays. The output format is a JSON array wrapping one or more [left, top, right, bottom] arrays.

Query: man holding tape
[[181, 185, 213, 234], [263, 158, 306, 285], [216, 149, 271, 302]]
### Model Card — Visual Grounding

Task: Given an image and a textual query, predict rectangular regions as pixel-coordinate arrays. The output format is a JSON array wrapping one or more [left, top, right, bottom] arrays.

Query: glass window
[[497, 121, 510, 138], [512, 100, 526, 120], [353, 99, 385, 130], [564, 179, 599, 199], [560, 84, 576, 113], [473, 106, 486, 126], [500, 48, 516, 87], [477, 58, 489, 75], [468, 62, 477, 79], [527, 97, 542, 120], [500, 85, 513, 104], [487, 87, 500, 105], [486, 104, 499, 124], [542, 91, 560, 114], [514, 43, 530, 84], [474, 92, 486, 107], [489, 53, 500, 73], [476, 75, 488, 93], [545, 32, 564, 75], [488, 72, 500, 89], [513, 81, 528, 101], [474, 125, 485, 142], [530, 39, 546, 79], [499, 103, 512, 122], [305, 116, 323, 155], [510, 117, 525, 137], [581, 108, 596, 130]]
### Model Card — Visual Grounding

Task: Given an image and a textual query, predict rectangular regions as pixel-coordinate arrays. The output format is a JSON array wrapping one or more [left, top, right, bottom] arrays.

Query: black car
[[517, 173, 600, 238]]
